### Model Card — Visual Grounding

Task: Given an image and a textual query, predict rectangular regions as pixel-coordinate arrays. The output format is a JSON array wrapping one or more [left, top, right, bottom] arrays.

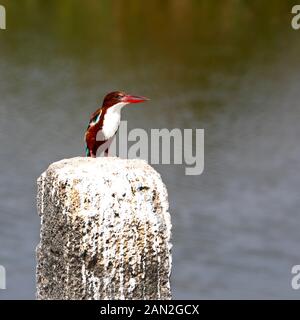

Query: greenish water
[[0, 0, 300, 299]]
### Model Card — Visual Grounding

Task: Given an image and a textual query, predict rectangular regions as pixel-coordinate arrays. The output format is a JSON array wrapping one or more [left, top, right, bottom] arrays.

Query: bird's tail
[[85, 144, 91, 157]]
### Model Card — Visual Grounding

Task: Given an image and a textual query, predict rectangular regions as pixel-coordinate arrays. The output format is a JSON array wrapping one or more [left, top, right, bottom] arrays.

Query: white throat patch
[[101, 102, 128, 139]]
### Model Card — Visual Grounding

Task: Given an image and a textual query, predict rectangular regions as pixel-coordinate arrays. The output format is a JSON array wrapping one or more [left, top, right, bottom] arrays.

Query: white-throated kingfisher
[[85, 91, 149, 157]]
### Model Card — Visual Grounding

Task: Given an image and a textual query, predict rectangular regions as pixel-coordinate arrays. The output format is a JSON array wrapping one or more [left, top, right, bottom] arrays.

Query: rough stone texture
[[36, 157, 172, 300]]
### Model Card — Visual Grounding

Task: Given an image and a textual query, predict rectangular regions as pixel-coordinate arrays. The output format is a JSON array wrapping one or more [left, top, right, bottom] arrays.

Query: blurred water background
[[0, 0, 300, 299]]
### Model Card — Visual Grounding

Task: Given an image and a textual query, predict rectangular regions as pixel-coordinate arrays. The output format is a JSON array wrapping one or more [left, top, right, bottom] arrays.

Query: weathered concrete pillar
[[36, 157, 172, 300]]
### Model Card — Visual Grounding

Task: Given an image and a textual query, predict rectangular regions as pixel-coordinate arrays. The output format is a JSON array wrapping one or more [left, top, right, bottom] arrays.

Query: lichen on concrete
[[36, 157, 172, 300]]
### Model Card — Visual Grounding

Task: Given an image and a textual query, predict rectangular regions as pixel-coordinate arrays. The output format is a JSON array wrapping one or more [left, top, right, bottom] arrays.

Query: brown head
[[102, 91, 149, 109]]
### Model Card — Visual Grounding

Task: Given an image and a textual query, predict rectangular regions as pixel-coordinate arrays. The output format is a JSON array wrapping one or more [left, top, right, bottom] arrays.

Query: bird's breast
[[101, 111, 121, 139]]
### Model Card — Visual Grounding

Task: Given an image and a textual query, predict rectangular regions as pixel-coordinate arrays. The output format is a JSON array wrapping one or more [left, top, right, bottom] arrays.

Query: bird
[[85, 91, 149, 158]]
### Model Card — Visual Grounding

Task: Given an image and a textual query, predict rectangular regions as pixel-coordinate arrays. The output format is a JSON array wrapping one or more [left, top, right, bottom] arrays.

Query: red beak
[[122, 94, 149, 104]]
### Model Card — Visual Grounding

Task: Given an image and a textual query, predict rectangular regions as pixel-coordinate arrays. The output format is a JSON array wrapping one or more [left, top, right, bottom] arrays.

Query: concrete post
[[36, 157, 172, 300]]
